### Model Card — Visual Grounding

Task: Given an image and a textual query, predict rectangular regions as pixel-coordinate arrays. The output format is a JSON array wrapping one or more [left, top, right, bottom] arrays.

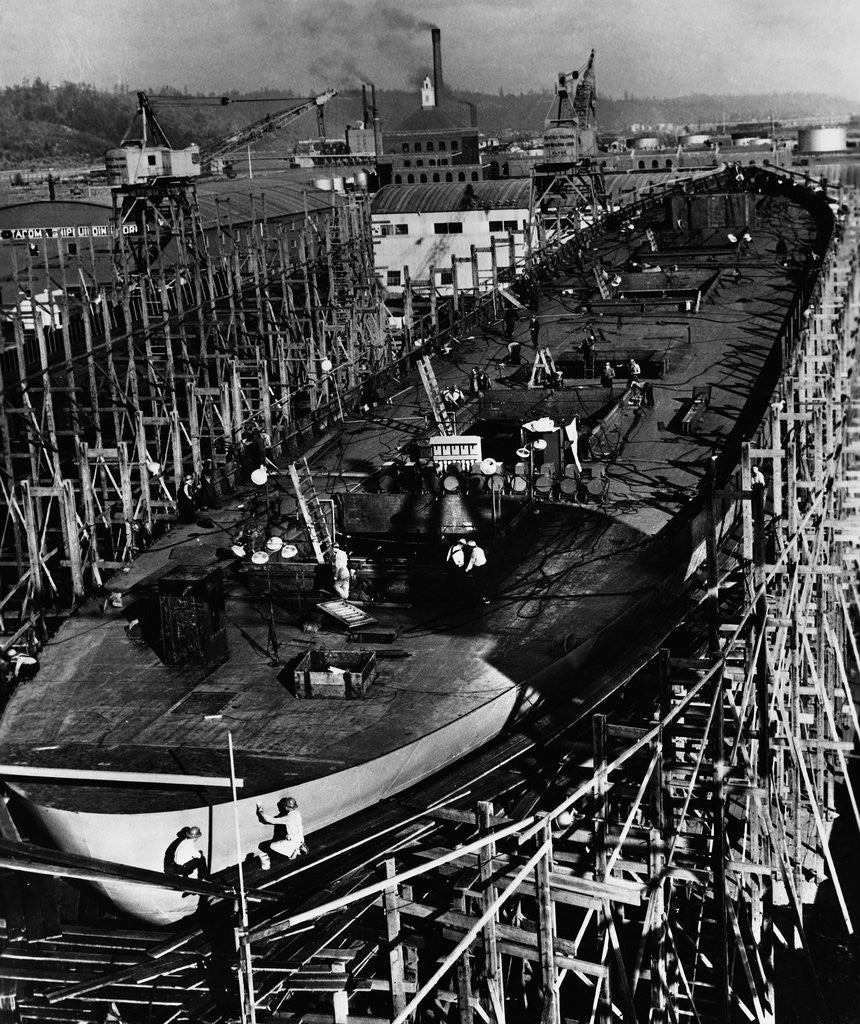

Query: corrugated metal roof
[[0, 199, 113, 228], [371, 179, 531, 216], [195, 181, 337, 228]]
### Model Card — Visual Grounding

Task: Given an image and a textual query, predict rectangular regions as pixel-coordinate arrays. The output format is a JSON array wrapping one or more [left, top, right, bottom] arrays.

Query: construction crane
[[199, 90, 337, 172], [106, 90, 337, 185], [546, 50, 596, 132]]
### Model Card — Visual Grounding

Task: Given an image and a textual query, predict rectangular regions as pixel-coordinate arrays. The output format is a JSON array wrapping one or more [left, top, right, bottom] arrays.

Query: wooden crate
[[291, 649, 377, 699]]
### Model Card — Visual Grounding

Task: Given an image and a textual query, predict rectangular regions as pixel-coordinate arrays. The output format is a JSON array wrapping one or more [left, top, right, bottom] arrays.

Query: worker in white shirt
[[331, 543, 351, 599], [172, 826, 208, 878], [446, 537, 467, 571], [257, 797, 306, 860], [464, 539, 490, 604]]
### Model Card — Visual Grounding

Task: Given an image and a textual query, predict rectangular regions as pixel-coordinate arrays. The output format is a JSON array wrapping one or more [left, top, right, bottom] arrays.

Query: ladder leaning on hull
[[416, 355, 455, 436], [287, 459, 335, 564]]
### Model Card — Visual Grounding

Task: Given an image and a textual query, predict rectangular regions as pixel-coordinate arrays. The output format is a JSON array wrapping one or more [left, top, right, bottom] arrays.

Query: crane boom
[[201, 90, 337, 162]]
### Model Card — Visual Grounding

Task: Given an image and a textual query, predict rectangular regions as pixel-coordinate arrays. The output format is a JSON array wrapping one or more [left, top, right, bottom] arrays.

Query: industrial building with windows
[[370, 178, 531, 295]]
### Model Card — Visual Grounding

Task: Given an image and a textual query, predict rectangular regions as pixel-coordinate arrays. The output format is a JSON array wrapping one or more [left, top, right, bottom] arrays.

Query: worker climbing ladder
[[528, 347, 559, 388], [416, 355, 455, 436], [287, 458, 335, 564]]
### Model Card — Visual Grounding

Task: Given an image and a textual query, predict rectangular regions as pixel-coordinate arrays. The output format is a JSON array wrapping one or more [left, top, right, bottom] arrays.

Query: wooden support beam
[[0, 766, 242, 788]]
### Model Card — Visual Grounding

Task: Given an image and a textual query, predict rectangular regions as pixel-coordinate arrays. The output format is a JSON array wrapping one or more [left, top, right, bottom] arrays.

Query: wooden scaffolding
[[0, 174, 857, 1024]]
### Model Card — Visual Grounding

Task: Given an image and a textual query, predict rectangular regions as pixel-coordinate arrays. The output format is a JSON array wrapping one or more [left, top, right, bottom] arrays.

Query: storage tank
[[678, 133, 711, 146], [627, 136, 661, 151], [797, 126, 847, 153]]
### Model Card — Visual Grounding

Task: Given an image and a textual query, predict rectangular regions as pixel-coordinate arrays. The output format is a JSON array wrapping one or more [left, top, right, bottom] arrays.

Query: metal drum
[[510, 475, 528, 495], [442, 472, 461, 493], [534, 475, 553, 497], [488, 474, 505, 492], [586, 477, 604, 498], [559, 477, 578, 500]]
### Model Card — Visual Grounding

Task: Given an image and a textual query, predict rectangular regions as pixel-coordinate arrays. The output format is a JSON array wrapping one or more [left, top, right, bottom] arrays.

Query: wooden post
[[20, 481, 43, 605], [61, 480, 85, 599], [752, 479, 775, 1021], [593, 714, 611, 1024], [451, 255, 459, 315], [535, 819, 559, 1024], [383, 858, 407, 1019], [478, 801, 505, 1024]]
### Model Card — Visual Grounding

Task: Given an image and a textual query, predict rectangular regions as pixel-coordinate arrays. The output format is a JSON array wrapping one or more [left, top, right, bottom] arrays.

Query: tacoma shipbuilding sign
[[0, 224, 139, 241]]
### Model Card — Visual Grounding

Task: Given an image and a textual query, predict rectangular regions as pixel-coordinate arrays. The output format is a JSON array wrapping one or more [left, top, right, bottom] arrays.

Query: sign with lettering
[[0, 224, 139, 241]]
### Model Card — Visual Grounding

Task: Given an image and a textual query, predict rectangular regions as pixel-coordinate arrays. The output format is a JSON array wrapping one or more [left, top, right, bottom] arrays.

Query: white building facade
[[371, 180, 532, 297]]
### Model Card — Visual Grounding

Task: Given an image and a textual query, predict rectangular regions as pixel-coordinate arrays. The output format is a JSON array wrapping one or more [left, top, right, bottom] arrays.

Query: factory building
[[371, 179, 530, 296], [377, 29, 484, 187]]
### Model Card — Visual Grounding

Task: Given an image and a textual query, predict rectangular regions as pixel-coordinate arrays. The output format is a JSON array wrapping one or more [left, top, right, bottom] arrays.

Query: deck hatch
[[171, 690, 236, 715]]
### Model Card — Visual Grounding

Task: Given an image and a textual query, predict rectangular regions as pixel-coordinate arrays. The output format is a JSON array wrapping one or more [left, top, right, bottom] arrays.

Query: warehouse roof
[[195, 180, 337, 228], [372, 179, 531, 216]]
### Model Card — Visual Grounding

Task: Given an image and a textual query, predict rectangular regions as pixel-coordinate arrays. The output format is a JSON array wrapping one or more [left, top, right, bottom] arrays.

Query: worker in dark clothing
[[503, 308, 517, 338], [177, 474, 197, 524], [601, 362, 616, 390], [580, 334, 595, 376], [196, 459, 221, 510], [529, 316, 541, 348]]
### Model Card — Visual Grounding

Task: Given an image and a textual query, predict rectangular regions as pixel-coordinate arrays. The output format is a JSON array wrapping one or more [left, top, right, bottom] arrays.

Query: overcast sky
[[2, 0, 858, 102]]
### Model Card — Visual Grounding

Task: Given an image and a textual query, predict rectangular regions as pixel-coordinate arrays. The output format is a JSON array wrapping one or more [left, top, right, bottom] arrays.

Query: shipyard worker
[[257, 797, 306, 860], [447, 537, 467, 570], [4, 647, 39, 683], [580, 333, 595, 374], [196, 459, 221, 511], [503, 307, 517, 338], [172, 826, 208, 879], [177, 474, 198, 524], [751, 466, 766, 489], [626, 358, 641, 388], [600, 362, 616, 390], [529, 316, 541, 348], [464, 540, 490, 605]]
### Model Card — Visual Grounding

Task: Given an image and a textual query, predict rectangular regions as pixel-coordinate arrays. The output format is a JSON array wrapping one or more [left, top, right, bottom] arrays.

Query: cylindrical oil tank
[[627, 136, 661, 151], [678, 133, 711, 146], [797, 126, 847, 153]]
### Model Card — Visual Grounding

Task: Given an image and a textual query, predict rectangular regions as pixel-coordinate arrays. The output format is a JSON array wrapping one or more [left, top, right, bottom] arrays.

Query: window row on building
[[385, 267, 456, 287], [402, 158, 452, 168], [393, 170, 482, 185], [401, 139, 460, 153]]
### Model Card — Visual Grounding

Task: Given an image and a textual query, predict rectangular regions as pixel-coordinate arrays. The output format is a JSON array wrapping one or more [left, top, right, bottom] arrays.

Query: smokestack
[[362, 84, 368, 127], [431, 28, 443, 104], [370, 82, 383, 161]]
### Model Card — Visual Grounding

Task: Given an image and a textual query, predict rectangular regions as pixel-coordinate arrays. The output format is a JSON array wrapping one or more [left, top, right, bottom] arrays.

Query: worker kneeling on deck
[[257, 797, 307, 860], [171, 826, 208, 879]]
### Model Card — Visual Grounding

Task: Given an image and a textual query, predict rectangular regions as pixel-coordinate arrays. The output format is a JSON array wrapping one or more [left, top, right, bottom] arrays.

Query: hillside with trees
[[0, 78, 855, 170]]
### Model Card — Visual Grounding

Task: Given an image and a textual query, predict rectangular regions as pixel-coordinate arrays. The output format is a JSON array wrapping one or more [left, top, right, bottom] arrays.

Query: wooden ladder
[[287, 458, 334, 565], [528, 347, 558, 388], [593, 266, 611, 299], [416, 355, 454, 436]]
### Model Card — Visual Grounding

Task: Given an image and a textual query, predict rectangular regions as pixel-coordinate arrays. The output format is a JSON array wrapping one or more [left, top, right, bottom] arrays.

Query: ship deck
[[0, 188, 818, 815]]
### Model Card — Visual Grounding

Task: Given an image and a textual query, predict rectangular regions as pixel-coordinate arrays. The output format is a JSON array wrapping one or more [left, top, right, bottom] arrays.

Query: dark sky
[[2, 0, 858, 101]]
